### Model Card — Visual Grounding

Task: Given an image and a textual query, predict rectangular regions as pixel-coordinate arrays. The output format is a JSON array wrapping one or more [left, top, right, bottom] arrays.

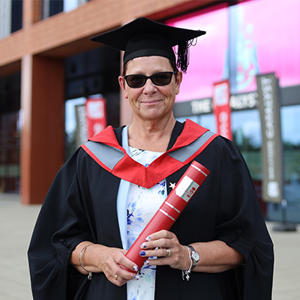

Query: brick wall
[[0, 0, 227, 72]]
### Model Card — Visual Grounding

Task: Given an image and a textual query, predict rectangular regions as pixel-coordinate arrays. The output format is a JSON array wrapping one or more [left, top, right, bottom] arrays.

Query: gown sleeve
[[28, 149, 94, 300], [214, 138, 274, 300]]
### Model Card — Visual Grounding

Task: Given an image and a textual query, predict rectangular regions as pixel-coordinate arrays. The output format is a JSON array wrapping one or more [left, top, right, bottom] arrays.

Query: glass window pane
[[231, 109, 261, 179], [65, 97, 86, 159], [267, 105, 300, 222]]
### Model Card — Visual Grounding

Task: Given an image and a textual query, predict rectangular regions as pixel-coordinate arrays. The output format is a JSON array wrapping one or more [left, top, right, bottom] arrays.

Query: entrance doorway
[[0, 73, 20, 193]]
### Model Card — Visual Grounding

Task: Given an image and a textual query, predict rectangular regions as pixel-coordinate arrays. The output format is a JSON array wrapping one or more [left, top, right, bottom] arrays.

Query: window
[[268, 105, 300, 223]]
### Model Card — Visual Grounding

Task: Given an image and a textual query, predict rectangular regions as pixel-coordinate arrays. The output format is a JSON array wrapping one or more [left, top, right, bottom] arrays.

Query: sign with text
[[212, 80, 232, 140], [85, 98, 107, 139], [256, 73, 283, 203]]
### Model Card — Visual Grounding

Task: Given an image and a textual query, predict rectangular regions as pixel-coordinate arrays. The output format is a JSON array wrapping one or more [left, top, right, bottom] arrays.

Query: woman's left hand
[[139, 230, 190, 270]]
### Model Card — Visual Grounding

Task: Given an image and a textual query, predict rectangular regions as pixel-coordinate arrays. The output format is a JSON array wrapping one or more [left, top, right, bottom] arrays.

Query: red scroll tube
[[125, 160, 210, 271]]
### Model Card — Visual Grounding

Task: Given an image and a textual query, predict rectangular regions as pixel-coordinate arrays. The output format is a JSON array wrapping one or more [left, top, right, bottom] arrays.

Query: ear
[[118, 76, 128, 99], [175, 71, 183, 95]]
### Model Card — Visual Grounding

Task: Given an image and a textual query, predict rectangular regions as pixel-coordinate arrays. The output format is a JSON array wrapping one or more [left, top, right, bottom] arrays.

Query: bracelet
[[181, 246, 193, 281], [79, 244, 93, 280]]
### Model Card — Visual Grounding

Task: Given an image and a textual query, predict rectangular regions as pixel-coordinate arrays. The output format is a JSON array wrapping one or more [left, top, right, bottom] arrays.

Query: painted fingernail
[[133, 265, 139, 272], [140, 251, 146, 256], [146, 236, 151, 241], [145, 260, 150, 266], [140, 243, 146, 249], [134, 275, 139, 280]]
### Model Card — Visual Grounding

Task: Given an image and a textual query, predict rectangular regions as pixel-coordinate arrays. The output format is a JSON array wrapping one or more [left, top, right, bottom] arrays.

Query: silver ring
[[166, 249, 171, 257], [114, 274, 118, 280]]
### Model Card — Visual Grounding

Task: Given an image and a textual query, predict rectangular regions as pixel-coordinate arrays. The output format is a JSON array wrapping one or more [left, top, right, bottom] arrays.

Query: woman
[[28, 18, 273, 300]]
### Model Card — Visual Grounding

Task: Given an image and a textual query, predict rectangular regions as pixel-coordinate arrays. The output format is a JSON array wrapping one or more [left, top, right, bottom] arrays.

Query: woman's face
[[119, 56, 182, 122]]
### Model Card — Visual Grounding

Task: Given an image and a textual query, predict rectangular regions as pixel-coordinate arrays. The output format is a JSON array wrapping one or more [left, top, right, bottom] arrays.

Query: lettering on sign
[[256, 73, 282, 203], [230, 92, 257, 110], [191, 99, 211, 114]]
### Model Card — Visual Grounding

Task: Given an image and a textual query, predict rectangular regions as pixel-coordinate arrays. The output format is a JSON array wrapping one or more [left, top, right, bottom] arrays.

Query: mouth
[[140, 99, 163, 105]]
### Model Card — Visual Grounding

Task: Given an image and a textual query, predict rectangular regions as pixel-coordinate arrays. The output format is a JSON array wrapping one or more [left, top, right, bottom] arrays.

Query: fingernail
[[140, 243, 146, 249], [133, 265, 139, 272], [146, 236, 151, 241], [134, 275, 139, 280], [145, 260, 149, 266], [140, 251, 146, 256]]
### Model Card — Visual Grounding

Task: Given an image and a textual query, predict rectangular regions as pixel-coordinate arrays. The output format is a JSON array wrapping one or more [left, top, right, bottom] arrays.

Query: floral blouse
[[127, 146, 167, 300]]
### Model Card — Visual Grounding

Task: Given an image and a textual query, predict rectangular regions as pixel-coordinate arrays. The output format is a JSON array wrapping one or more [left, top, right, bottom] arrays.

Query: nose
[[143, 78, 157, 94]]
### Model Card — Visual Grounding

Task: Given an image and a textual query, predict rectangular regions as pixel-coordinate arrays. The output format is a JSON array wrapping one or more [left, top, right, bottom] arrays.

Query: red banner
[[212, 80, 232, 140], [85, 98, 107, 139]]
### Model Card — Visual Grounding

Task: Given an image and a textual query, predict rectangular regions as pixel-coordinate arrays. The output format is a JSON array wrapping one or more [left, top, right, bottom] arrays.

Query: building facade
[[0, 0, 299, 223]]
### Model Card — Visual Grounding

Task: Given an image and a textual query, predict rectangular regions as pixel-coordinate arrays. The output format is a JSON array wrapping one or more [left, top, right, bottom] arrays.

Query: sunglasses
[[124, 72, 176, 88]]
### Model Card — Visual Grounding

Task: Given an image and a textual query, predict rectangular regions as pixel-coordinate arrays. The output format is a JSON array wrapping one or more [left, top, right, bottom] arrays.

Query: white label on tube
[[175, 176, 199, 202]]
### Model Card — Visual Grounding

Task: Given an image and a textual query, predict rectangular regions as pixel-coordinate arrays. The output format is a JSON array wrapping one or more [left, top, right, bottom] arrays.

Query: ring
[[114, 274, 118, 280], [166, 249, 171, 257]]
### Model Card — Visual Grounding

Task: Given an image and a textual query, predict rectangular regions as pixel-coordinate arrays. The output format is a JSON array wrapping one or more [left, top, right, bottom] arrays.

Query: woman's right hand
[[71, 242, 139, 286]]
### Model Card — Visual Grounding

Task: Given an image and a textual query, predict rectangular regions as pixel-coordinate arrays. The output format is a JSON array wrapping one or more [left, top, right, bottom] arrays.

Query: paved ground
[[0, 194, 40, 299], [0, 193, 299, 299]]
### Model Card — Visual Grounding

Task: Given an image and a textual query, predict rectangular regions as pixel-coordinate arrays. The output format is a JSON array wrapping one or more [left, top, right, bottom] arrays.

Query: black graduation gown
[[28, 121, 274, 300]]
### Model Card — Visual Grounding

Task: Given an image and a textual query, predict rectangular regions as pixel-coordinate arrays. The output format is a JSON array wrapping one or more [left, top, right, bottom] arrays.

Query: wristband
[[181, 246, 193, 281], [79, 244, 93, 280]]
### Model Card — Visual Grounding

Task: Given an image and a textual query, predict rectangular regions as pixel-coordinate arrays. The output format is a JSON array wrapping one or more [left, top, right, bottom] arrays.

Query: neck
[[128, 115, 176, 152]]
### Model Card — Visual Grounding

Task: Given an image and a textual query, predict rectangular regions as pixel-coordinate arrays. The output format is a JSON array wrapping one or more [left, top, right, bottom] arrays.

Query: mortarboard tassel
[[177, 38, 198, 72]]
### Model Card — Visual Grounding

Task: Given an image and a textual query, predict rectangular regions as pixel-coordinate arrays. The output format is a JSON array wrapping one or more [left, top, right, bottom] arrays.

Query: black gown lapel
[[95, 168, 123, 248]]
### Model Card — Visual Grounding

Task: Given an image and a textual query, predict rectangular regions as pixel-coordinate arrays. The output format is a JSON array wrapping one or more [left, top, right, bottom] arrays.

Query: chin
[[141, 110, 171, 121]]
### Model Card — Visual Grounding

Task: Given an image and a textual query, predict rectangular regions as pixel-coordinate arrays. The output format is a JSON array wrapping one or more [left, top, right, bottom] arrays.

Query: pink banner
[[167, 0, 300, 100], [167, 5, 228, 101], [212, 80, 232, 140], [85, 98, 106, 138]]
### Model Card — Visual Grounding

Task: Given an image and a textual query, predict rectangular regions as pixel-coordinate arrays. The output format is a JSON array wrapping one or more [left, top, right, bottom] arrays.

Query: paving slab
[[0, 194, 299, 299]]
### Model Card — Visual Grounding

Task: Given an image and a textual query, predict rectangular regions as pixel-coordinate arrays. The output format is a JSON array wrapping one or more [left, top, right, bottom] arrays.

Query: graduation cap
[[91, 17, 206, 72]]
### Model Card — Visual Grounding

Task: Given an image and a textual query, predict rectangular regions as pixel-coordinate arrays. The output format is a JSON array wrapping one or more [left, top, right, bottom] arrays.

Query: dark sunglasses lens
[[126, 75, 146, 88], [151, 72, 173, 86]]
